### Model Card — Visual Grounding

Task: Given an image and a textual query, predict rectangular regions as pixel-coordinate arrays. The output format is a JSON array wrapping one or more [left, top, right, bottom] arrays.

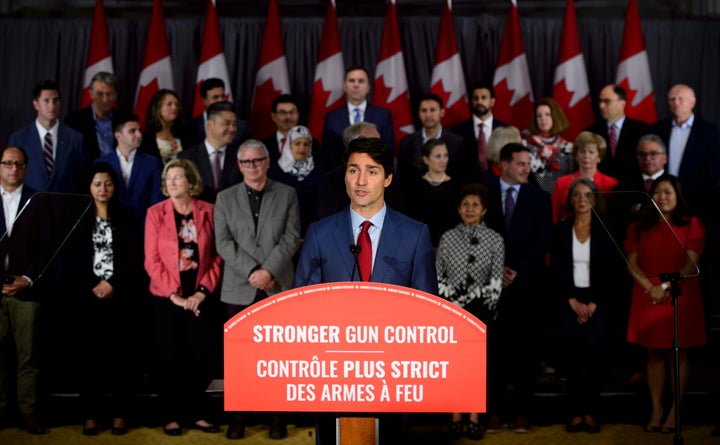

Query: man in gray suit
[[214, 139, 300, 440]]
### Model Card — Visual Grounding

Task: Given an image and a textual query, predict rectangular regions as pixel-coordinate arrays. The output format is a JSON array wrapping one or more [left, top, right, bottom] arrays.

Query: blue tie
[[353, 108, 361, 123]]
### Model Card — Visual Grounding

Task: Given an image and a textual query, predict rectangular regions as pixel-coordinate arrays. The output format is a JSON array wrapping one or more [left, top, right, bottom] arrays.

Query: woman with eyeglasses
[[144, 158, 222, 436]]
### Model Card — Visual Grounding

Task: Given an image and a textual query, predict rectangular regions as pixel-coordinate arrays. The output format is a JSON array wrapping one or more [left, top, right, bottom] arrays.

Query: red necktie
[[609, 124, 618, 158], [477, 123, 488, 172], [358, 221, 372, 281], [279, 136, 286, 155], [645, 178, 653, 193]]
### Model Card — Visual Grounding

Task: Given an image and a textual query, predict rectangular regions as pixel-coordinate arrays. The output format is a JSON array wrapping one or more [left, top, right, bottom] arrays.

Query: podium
[[224, 283, 487, 444]]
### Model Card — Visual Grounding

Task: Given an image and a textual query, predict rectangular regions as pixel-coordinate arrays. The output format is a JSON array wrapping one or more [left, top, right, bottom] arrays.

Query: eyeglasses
[[637, 151, 663, 159], [1, 161, 26, 169], [238, 157, 267, 167], [274, 109, 298, 116]]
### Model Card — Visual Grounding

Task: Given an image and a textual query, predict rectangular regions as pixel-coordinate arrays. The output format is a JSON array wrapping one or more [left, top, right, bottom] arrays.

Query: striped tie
[[43, 132, 54, 176]]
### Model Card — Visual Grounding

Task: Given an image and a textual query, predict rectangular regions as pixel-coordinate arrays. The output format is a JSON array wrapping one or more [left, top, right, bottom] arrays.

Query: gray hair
[[237, 139, 270, 159], [90, 71, 117, 90], [637, 134, 667, 154], [342, 122, 378, 148]]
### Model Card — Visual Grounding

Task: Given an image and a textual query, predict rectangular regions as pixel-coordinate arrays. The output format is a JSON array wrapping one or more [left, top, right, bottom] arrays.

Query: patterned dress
[[436, 222, 504, 322], [524, 133, 574, 194]]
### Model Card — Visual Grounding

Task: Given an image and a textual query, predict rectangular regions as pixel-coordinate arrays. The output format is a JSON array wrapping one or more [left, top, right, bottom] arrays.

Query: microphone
[[349, 244, 362, 281]]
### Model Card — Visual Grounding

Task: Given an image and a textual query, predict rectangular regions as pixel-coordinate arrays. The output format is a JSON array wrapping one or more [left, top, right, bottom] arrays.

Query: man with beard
[[453, 82, 508, 179], [262, 94, 321, 164]]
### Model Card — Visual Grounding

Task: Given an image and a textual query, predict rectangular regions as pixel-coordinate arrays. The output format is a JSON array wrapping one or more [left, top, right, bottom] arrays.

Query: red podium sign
[[224, 283, 486, 413]]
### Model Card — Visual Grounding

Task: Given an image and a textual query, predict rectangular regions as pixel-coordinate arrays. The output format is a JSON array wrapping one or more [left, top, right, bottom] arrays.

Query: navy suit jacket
[[452, 117, 507, 179], [587, 117, 650, 181], [652, 116, 720, 218], [321, 104, 395, 168], [96, 150, 164, 225], [8, 123, 87, 193], [177, 143, 242, 204], [294, 206, 438, 295]]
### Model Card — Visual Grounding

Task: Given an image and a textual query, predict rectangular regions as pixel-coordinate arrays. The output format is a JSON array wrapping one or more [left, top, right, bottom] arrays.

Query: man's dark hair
[[200, 78, 225, 98], [32, 79, 60, 101], [344, 65, 371, 81], [271, 94, 299, 113], [418, 93, 444, 110], [470, 81, 495, 99], [344, 137, 394, 178], [207, 101, 236, 120], [611, 84, 627, 102], [1, 146, 29, 166], [499, 142, 530, 163], [112, 112, 140, 134]]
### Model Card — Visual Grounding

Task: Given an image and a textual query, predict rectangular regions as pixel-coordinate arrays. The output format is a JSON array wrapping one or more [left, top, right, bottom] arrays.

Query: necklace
[[424, 173, 447, 186]]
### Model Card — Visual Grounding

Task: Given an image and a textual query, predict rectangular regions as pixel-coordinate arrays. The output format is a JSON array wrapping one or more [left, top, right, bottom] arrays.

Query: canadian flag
[[250, 0, 290, 139], [80, 0, 114, 108], [492, 0, 534, 129], [616, 0, 656, 124], [373, 0, 413, 151], [429, 0, 469, 129], [134, 0, 174, 129], [308, 0, 344, 145], [552, 0, 593, 140], [192, 0, 233, 118]]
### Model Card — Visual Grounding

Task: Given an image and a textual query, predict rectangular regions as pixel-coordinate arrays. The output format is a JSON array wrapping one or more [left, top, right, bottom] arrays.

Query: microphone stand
[[659, 272, 684, 445], [349, 244, 362, 282]]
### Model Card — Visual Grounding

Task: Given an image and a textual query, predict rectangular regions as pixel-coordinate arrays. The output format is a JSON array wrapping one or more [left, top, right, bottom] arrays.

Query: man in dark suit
[[452, 82, 508, 179], [96, 112, 163, 226], [189, 78, 250, 148], [262, 94, 322, 164], [482, 143, 553, 434], [8, 80, 87, 193], [294, 137, 437, 444], [64, 71, 118, 162], [0, 146, 46, 434], [178, 101, 242, 204], [587, 84, 650, 181], [651, 84, 720, 219], [214, 139, 300, 440], [397, 93, 467, 201], [322, 66, 394, 169]]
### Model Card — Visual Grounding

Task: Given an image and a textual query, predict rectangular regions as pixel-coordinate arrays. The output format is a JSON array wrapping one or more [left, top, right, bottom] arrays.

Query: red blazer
[[551, 170, 618, 223], [144, 198, 222, 297]]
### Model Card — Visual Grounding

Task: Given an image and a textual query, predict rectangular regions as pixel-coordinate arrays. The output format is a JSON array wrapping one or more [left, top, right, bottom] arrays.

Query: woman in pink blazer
[[144, 158, 222, 436]]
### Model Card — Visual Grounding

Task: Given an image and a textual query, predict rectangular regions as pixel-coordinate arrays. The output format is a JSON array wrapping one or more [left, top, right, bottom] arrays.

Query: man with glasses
[[0, 146, 46, 434], [262, 94, 321, 164], [587, 84, 650, 181], [214, 140, 300, 440]]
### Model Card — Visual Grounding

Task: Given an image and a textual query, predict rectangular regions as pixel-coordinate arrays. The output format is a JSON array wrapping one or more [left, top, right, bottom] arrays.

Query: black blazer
[[452, 117, 507, 179], [549, 215, 615, 312], [176, 143, 242, 204], [587, 117, 650, 181], [64, 106, 103, 163], [651, 116, 720, 218]]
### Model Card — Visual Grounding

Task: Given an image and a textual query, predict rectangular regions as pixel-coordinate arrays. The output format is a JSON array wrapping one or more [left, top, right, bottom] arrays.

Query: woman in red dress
[[625, 174, 706, 434]]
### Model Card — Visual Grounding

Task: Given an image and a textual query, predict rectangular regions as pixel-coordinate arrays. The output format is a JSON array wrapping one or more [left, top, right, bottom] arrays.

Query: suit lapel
[[331, 210, 356, 280], [373, 209, 402, 283], [196, 148, 214, 191]]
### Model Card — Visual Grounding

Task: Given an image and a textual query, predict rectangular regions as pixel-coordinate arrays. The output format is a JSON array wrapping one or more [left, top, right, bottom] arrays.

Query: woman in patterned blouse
[[436, 183, 504, 440], [77, 163, 141, 436]]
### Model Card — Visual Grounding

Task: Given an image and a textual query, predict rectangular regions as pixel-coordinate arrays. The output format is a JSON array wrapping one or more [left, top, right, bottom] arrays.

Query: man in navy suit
[[587, 84, 650, 181], [294, 137, 437, 444], [482, 143, 552, 434], [189, 78, 250, 148], [651, 84, 720, 220], [8, 80, 87, 193], [64, 71, 118, 162], [321, 66, 394, 169], [452, 82, 508, 179], [178, 101, 242, 204], [0, 146, 46, 434], [397, 93, 467, 200], [96, 113, 163, 226]]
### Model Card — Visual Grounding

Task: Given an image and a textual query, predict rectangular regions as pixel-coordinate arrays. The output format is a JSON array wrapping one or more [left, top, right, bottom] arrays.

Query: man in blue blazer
[[321, 66, 394, 170], [651, 84, 720, 220], [8, 80, 87, 194], [482, 142, 553, 433], [96, 113, 163, 227], [294, 137, 437, 445]]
